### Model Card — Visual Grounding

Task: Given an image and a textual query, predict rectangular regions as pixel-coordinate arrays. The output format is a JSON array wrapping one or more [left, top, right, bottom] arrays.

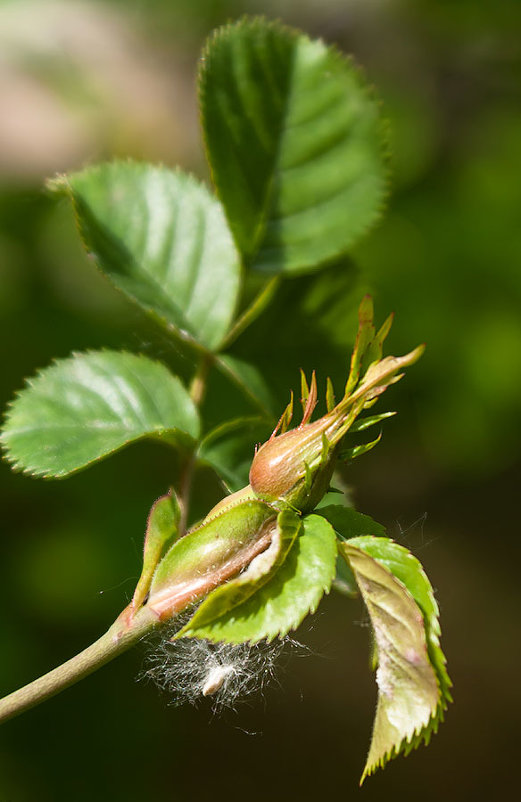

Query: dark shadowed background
[[1, 1, 520, 800]]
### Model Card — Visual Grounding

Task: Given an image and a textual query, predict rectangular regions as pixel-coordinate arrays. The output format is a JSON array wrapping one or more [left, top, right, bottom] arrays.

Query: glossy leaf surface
[[1, 350, 200, 478], [201, 19, 386, 273], [51, 162, 241, 350]]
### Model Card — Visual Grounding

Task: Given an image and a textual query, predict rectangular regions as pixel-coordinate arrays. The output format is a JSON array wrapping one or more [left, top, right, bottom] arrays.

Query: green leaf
[[341, 537, 451, 782], [318, 505, 387, 539], [348, 536, 452, 709], [1, 350, 200, 478], [178, 513, 337, 644], [201, 18, 386, 274], [50, 162, 241, 351], [216, 353, 277, 417], [197, 416, 271, 492], [175, 507, 301, 638], [131, 491, 181, 612], [147, 498, 276, 619]]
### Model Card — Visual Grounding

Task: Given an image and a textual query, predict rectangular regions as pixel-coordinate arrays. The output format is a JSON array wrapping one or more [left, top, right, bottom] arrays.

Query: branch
[[0, 605, 159, 725]]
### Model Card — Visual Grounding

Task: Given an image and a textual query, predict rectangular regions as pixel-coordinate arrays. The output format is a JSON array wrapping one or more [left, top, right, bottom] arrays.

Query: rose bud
[[249, 296, 424, 512]]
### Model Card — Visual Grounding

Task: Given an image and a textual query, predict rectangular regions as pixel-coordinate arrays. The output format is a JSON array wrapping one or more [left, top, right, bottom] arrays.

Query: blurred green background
[[1, 0, 520, 799]]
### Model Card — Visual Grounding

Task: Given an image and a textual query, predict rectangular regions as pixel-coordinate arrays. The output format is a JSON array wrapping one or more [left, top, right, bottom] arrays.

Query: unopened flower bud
[[249, 296, 424, 512]]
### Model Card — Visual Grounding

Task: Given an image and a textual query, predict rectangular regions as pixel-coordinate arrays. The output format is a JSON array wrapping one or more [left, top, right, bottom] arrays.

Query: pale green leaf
[[341, 537, 451, 781], [339, 431, 382, 461], [348, 535, 452, 711], [201, 19, 386, 273], [178, 513, 337, 644], [1, 350, 200, 478], [50, 162, 241, 350], [131, 491, 181, 612]]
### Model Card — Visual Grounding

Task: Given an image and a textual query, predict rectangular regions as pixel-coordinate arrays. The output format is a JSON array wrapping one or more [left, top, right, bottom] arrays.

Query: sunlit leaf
[[175, 507, 301, 638], [131, 491, 181, 612], [201, 18, 386, 273], [179, 513, 337, 644], [50, 162, 241, 350], [341, 537, 451, 781], [1, 350, 200, 478]]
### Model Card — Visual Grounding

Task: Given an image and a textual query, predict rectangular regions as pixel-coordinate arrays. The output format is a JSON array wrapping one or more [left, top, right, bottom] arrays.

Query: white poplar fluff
[[143, 632, 303, 712]]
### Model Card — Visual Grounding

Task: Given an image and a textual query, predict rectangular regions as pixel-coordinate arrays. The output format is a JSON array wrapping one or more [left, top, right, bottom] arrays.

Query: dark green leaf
[[217, 353, 277, 417], [179, 513, 337, 644], [1, 350, 200, 478], [50, 162, 241, 350], [197, 416, 271, 492], [201, 19, 386, 273]]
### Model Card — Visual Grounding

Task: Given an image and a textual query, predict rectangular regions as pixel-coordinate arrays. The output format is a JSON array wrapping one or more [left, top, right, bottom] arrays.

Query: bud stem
[[0, 605, 160, 725], [178, 353, 213, 536]]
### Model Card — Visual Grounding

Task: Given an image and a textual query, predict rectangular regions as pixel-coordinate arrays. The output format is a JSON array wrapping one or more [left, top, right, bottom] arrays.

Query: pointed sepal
[[300, 370, 318, 425], [131, 491, 181, 613]]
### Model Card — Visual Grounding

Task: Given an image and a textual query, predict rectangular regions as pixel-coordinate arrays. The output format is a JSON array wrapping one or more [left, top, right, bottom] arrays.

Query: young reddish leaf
[[341, 537, 451, 781]]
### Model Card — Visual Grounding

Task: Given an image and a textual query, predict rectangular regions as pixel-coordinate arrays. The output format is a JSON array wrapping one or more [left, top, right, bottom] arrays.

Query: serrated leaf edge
[[0, 348, 198, 479], [198, 16, 391, 275]]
